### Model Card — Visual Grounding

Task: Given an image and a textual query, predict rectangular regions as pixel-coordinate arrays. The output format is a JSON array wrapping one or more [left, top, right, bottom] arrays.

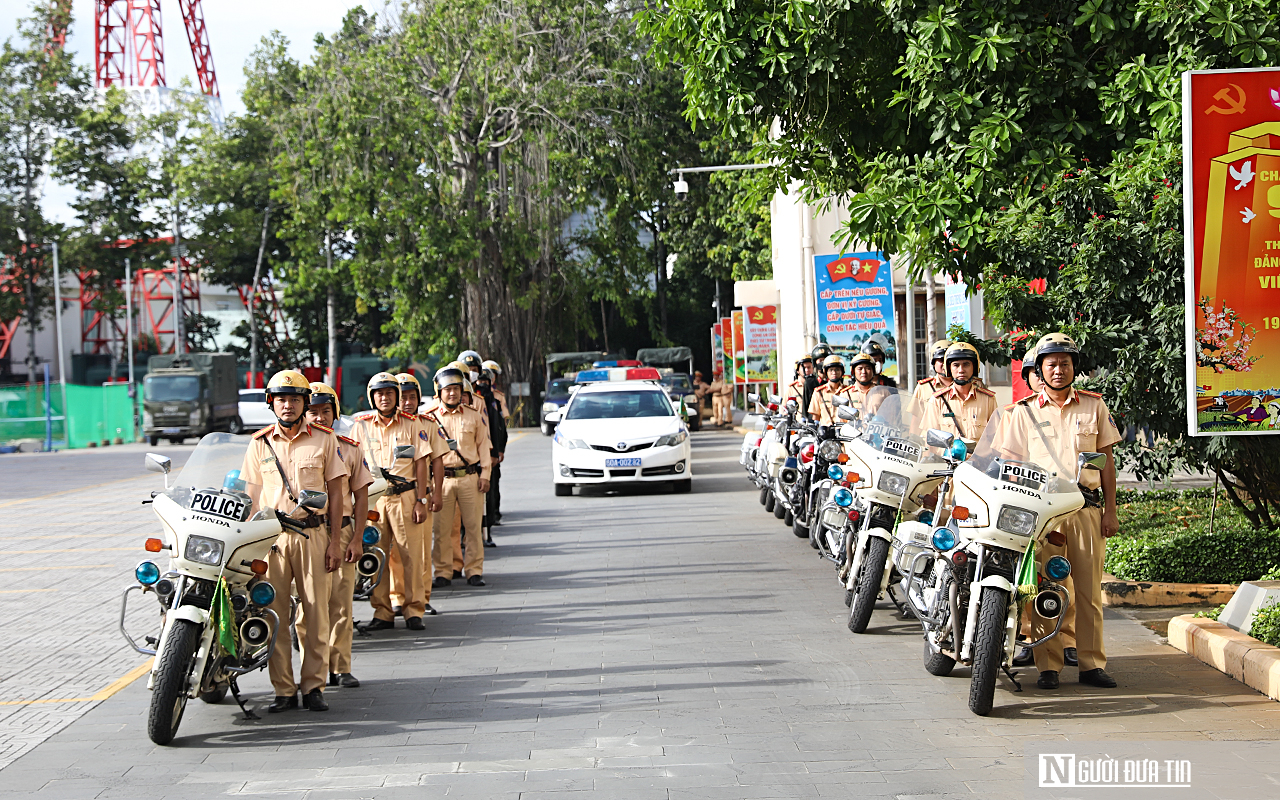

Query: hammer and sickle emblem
[[1205, 84, 1247, 115]]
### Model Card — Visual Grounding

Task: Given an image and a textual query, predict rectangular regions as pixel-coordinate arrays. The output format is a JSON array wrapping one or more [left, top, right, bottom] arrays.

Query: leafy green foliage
[[1250, 600, 1280, 648]]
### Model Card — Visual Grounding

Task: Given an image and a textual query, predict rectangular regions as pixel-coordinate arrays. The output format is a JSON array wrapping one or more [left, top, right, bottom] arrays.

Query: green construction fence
[[0, 383, 141, 449]]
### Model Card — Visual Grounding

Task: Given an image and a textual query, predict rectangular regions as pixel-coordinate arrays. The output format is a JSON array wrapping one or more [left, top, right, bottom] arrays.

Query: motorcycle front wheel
[[923, 639, 956, 676], [148, 618, 200, 745], [847, 536, 889, 634], [968, 587, 1010, 716], [758, 486, 769, 506], [764, 492, 776, 513], [796, 514, 812, 542], [773, 497, 787, 519]]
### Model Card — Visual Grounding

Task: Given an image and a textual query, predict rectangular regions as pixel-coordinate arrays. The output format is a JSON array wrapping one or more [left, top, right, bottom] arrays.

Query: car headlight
[[184, 534, 224, 566], [655, 430, 688, 447], [542, 402, 559, 413], [817, 440, 843, 461], [553, 429, 588, 449], [189, 410, 201, 426], [143, 411, 154, 426], [877, 471, 909, 496], [832, 487, 854, 507], [996, 505, 1038, 536]]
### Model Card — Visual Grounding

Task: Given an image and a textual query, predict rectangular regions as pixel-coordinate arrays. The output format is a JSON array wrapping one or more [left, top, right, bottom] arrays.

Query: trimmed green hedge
[[1104, 489, 1280, 584]]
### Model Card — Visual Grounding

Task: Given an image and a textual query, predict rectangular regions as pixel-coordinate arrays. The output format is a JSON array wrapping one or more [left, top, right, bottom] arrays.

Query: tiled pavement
[[1, 430, 1278, 798]]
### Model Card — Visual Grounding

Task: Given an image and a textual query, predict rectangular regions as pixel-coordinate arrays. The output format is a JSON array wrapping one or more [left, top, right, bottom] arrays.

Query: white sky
[[1, 0, 369, 221]]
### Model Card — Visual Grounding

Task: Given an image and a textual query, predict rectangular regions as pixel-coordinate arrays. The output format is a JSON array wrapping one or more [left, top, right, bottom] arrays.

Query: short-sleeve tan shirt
[[240, 423, 347, 514], [435, 402, 493, 479], [920, 384, 998, 444], [991, 389, 1122, 490], [334, 434, 374, 519], [352, 411, 439, 480]]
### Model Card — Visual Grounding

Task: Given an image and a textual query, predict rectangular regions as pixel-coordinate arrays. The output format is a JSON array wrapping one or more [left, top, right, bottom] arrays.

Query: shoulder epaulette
[[1078, 390, 1102, 398], [252, 426, 272, 440], [337, 434, 359, 446], [312, 423, 335, 435], [353, 410, 376, 420], [976, 387, 996, 397], [918, 378, 933, 385], [933, 386, 950, 398], [398, 411, 418, 421]]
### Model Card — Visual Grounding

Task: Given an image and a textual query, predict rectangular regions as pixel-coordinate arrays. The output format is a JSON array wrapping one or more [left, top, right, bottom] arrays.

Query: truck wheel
[[148, 435, 159, 446], [227, 416, 244, 435], [169, 437, 183, 445], [554, 483, 572, 497]]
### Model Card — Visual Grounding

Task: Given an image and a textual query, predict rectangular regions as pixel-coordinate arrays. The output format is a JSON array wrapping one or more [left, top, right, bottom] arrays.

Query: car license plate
[[605, 458, 641, 468], [163, 427, 182, 434]]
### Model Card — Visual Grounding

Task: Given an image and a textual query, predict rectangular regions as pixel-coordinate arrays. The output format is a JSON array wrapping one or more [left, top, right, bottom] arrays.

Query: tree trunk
[[924, 268, 937, 346]]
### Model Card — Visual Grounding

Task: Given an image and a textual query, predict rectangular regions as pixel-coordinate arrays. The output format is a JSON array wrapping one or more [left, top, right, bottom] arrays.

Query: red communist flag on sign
[[747, 305, 777, 325], [826, 256, 882, 284]]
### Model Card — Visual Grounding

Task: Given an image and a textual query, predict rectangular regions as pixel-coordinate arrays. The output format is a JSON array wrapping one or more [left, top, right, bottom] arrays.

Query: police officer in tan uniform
[[919, 343, 998, 446], [239, 370, 347, 712], [353, 372, 446, 631], [907, 339, 952, 418], [786, 356, 813, 405], [395, 370, 455, 608], [807, 355, 855, 425], [431, 366, 493, 587], [296, 382, 372, 689], [991, 333, 1121, 690], [860, 340, 897, 388], [483, 360, 510, 419]]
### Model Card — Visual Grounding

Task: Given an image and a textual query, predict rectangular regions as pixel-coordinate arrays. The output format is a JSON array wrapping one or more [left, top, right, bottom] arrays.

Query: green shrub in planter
[[1104, 521, 1280, 584], [1250, 601, 1280, 648]]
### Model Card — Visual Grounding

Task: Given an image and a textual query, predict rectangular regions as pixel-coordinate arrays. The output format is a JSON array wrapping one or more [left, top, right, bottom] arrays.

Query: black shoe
[[336, 673, 360, 688], [424, 603, 438, 616], [467, 575, 486, 587], [453, 570, 462, 579], [1012, 647, 1034, 667], [328, 673, 339, 687], [1064, 647, 1078, 667], [267, 694, 298, 713], [392, 605, 403, 617], [1037, 671, 1060, 690], [433, 577, 451, 588], [302, 689, 328, 711], [365, 618, 395, 631], [484, 537, 497, 548], [1079, 668, 1117, 688], [406, 616, 425, 631]]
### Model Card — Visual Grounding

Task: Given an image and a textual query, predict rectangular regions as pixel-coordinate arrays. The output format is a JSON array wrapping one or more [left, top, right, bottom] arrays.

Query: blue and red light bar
[[576, 367, 662, 383], [592, 360, 643, 368]]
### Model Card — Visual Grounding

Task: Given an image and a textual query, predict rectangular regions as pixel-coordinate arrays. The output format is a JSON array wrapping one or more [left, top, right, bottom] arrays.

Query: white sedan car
[[549, 380, 692, 495], [237, 389, 277, 432]]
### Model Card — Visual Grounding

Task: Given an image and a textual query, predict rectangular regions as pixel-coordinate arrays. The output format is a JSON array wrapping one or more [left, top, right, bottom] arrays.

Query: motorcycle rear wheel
[[764, 492, 776, 513], [923, 640, 956, 676], [147, 618, 200, 746], [796, 515, 812, 542], [848, 537, 889, 634], [783, 509, 794, 527], [968, 587, 1010, 716], [758, 486, 769, 506], [773, 497, 787, 519]]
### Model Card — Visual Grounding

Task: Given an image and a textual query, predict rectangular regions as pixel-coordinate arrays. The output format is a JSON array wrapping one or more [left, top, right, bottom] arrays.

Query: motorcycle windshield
[[162, 432, 255, 513], [966, 407, 1079, 495], [859, 390, 940, 464]]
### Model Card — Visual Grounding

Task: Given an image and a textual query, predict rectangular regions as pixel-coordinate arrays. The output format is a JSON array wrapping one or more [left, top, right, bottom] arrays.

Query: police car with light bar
[[547, 367, 692, 496]]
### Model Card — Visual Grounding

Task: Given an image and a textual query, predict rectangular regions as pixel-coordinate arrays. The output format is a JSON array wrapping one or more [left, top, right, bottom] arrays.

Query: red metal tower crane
[[93, 0, 220, 97]]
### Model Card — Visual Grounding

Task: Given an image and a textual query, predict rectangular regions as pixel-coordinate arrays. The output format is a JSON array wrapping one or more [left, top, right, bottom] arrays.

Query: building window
[[915, 342, 927, 382], [914, 302, 927, 340]]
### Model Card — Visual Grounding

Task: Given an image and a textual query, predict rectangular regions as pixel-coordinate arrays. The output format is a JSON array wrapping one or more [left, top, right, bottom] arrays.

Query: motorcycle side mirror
[[145, 453, 172, 490], [393, 444, 415, 460], [837, 407, 859, 421], [747, 392, 759, 404], [925, 429, 955, 449], [1076, 451, 1107, 482], [831, 394, 849, 407], [298, 490, 327, 510], [786, 399, 797, 412]]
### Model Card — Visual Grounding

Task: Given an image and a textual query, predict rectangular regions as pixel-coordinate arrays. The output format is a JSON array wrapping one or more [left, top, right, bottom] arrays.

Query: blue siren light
[[1045, 555, 1072, 581], [827, 465, 845, 481], [249, 581, 276, 606], [135, 561, 161, 586], [363, 526, 381, 545], [932, 527, 957, 551], [832, 487, 854, 508]]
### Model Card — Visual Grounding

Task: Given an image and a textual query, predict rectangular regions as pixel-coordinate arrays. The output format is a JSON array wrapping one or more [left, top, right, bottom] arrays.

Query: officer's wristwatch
[[417, 497, 430, 505]]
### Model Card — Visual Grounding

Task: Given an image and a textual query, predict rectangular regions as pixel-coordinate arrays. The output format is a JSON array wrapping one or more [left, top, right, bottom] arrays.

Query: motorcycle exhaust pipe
[[240, 616, 272, 648], [1033, 589, 1064, 619], [356, 552, 382, 578]]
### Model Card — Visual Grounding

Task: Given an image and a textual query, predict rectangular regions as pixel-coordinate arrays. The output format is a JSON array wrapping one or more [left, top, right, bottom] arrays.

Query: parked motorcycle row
[[738, 389, 1106, 715]]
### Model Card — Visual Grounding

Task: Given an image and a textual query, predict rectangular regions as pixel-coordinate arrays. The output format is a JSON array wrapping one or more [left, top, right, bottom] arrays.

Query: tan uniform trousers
[[1030, 507, 1105, 673], [433, 473, 484, 578], [711, 395, 729, 426], [371, 492, 429, 620], [266, 528, 331, 696], [295, 523, 358, 676]]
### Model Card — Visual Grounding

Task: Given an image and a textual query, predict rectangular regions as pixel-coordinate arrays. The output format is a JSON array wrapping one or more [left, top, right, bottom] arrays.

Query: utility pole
[[51, 241, 69, 443], [171, 200, 186, 355], [125, 258, 138, 438]]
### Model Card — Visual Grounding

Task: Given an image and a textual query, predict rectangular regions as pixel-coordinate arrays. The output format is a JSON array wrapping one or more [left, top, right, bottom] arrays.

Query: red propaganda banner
[[1184, 68, 1280, 435], [731, 310, 746, 385], [720, 316, 733, 379], [824, 255, 883, 285]]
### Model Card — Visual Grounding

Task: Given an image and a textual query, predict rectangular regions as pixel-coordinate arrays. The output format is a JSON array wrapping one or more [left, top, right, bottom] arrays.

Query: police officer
[[474, 367, 508, 546], [239, 370, 347, 712], [804, 343, 833, 413], [860, 340, 897, 388], [353, 372, 446, 631], [907, 339, 952, 417], [786, 356, 813, 404], [919, 343, 998, 445], [431, 366, 493, 587], [296, 382, 372, 689], [992, 333, 1121, 690], [807, 355, 855, 425], [482, 360, 510, 419], [708, 368, 730, 427], [458, 350, 483, 383], [392, 371, 451, 615]]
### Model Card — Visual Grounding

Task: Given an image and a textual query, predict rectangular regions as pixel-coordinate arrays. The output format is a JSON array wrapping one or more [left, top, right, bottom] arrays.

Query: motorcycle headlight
[[818, 440, 843, 462], [184, 534, 224, 566], [832, 487, 854, 508], [362, 526, 381, 545], [1045, 555, 1072, 581], [996, 506, 1038, 536], [877, 471, 909, 496], [655, 430, 688, 447], [931, 527, 956, 551], [249, 580, 276, 606], [188, 410, 202, 426], [827, 464, 845, 481], [135, 560, 160, 586]]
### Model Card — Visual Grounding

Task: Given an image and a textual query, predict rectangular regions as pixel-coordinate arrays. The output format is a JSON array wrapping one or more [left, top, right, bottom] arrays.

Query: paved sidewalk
[[1, 430, 1278, 798]]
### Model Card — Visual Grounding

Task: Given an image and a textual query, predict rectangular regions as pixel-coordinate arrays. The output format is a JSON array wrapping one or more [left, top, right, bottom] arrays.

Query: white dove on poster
[[1230, 161, 1255, 190], [1242, 207, 1256, 223]]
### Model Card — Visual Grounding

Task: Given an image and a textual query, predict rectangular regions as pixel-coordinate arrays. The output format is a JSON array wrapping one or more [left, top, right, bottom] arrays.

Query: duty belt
[[1079, 486, 1102, 509], [386, 479, 417, 496], [445, 464, 481, 479]]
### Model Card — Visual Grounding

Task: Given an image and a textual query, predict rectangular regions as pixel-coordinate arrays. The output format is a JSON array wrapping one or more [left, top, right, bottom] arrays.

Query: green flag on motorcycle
[[210, 577, 238, 657], [1015, 539, 1038, 601]]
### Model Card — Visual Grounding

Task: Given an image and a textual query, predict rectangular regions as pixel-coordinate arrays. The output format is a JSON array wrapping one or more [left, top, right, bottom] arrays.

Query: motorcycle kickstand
[[229, 677, 260, 721], [886, 584, 907, 615], [1002, 665, 1023, 692], [353, 619, 373, 638]]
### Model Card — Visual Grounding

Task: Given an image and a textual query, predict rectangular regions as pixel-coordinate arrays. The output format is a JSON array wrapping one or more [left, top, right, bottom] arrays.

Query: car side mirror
[[393, 444, 415, 460], [545, 411, 562, 424], [1076, 451, 1107, 482], [145, 453, 172, 490], [837, 407, 859, 422], [831, 394, 849, 406], [925, 429, 955, 449], [298, 490, 327, 510]]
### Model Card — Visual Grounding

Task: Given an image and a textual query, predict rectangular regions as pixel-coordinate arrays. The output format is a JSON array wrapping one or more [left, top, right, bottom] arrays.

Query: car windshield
[[565, 390, 674, 420], [547, 379, 574, 400], [146, 374, 200, 401], [662, 375, 692, 393], [159, 432, 255, 517]]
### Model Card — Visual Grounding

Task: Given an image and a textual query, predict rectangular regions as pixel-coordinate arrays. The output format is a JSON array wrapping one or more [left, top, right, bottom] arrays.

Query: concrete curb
[[1101, 578, 1239, 607], [1168, 615, 1280, 701]]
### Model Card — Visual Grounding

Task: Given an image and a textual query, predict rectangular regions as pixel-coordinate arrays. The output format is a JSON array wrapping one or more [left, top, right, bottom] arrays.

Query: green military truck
[[143, 353, 242, 445]]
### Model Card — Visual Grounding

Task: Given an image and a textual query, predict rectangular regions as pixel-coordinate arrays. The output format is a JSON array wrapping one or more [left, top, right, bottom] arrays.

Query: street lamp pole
[[51, 241, 69, 446], [125, 257, 138, 439]]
